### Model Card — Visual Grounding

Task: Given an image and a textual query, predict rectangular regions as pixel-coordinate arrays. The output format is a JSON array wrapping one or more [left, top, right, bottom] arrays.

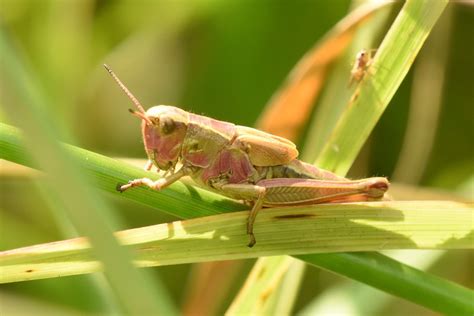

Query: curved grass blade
[[256, 1, 392, 141], [0, 122, 246, 219], [226, 256, 295, 316], [297, 251, 474, 315], [315, 0, 449, 175], [298, 250, 446, 315], [1, 200, 472, 284], [301, 3, 394, 161]]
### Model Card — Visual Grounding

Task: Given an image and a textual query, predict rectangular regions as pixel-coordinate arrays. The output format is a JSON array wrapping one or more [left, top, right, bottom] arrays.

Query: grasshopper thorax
[[142, 105, 189, 171]]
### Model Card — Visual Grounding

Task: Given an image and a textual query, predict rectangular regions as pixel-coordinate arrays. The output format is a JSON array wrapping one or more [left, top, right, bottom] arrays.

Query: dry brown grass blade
[[256, 1, 392, 140]]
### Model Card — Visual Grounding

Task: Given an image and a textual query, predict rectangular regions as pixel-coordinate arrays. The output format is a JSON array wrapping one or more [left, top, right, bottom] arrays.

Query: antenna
[[103, 64, 147, 114]]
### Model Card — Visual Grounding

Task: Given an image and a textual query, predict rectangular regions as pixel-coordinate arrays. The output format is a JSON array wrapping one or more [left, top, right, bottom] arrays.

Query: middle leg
[[219, 183, 266, 247]]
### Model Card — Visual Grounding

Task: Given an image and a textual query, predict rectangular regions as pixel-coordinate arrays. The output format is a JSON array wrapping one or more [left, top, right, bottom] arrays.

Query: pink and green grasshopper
[[104, 65, 389, 247]]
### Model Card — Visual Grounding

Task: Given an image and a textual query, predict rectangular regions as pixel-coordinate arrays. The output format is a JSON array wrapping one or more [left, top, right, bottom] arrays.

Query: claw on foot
[[247, 233, 256, 248], [116, 183, 126, 192]]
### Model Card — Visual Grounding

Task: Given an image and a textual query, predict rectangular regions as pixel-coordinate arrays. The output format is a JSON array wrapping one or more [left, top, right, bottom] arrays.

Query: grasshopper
[[104, 64, 389, 247]]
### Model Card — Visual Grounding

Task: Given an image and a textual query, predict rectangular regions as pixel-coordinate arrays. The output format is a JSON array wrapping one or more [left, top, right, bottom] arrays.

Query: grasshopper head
[[103, 65, 188, 171], [142, 105, 188, 170]]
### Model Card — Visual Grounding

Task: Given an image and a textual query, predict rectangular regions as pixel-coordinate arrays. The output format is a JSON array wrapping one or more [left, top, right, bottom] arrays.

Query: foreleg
[[117, 167, 190, 192]]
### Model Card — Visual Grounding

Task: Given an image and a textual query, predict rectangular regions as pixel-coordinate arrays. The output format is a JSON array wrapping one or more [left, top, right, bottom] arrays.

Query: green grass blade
[[302, 2, 394, 162], [264, 259, 306, 315], [299, 250, 446, 315], [297, 251, 474, 315], [316, 0, 448, 175], [256, 0, 393, 141], [226, 256, 294, 315], [1, 201, 472, 283], [0, 122, 245, 218], [226, 257, 305, 315], [0, 35, 175, 315]]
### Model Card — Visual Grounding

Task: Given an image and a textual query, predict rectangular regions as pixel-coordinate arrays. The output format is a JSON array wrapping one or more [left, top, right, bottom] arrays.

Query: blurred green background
[[1, 0, 472, 315]]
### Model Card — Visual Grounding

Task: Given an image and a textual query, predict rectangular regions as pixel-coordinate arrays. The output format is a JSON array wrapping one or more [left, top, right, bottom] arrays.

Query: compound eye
[[149, 117, 160, 125], [160, 117, 176, 135]]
